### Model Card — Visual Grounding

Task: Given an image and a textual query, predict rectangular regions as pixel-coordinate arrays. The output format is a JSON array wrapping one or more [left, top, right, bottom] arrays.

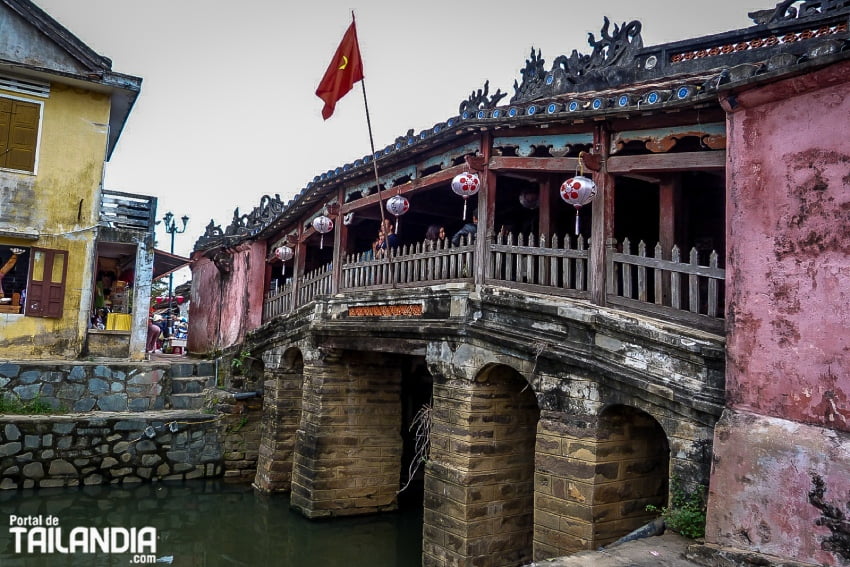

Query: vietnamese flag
[[316, 20, 364, 120]]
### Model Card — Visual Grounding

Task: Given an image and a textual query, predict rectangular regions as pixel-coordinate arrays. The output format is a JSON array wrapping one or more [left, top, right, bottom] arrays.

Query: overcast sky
[[32, 0, 769, 281]]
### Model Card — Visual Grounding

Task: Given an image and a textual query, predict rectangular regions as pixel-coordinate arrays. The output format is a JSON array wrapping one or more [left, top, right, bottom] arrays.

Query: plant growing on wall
[[398, 402, 431, 494], [231, 350, 252, 375], [646, 476, 707, 539]]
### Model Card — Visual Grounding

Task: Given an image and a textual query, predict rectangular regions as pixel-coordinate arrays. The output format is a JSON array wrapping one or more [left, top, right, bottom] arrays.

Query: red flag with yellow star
[[316, 20, 364, 120]]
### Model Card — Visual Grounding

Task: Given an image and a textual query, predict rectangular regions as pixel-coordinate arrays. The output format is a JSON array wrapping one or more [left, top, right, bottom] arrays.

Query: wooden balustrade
[[487, 232, 590, 298], [297, 263, 333, 305], [263, 281, 293, 320], [607, 238, 725, 330], [341, 237, 475, 291], [261, 234, 726, 332]]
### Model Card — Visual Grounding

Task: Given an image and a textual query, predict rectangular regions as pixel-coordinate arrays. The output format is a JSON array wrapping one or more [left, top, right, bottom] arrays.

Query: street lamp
[[161, 211, 188, 340]]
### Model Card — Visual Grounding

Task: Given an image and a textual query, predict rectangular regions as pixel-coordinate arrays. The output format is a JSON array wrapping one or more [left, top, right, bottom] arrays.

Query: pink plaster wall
[[707, 411, 850, 565], [726, 62, 850, 430], [188, 242, 267, 354], [709, 61, 850, 564]]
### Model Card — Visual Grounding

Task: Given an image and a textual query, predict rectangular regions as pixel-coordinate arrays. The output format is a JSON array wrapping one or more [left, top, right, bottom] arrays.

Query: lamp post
[[161, 211, 188, 341]]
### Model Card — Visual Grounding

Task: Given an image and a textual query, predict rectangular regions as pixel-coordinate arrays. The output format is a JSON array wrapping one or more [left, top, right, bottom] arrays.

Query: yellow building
[[0, 0, 159, 360]]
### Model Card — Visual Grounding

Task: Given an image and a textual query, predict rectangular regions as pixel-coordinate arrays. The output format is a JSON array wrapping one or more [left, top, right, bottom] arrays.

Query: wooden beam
[[489, 156, 580, 172], [606, 151, 725, 174], [339, 164, 467, 214]]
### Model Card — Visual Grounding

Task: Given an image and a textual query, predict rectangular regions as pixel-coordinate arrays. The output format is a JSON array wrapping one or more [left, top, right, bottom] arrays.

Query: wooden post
[[474, 132, 493, 286], [659, 174, 681, 260], [331, 190, 346, 294], [291, 226, 306, 312], [591, 125, 615, 306], [538, 175, 553, 240], [659, 174, 681, 305]]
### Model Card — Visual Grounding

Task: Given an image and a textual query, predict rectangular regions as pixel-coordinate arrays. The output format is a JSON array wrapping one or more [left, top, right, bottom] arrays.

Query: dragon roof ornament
[[750, 0, 850, 24], [196, 194, 285, 249], [510, 17, 643, 104], [459, 80, 508, 116]]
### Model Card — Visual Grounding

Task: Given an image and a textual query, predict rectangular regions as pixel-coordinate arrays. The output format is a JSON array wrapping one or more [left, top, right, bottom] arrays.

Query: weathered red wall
[[188, 242, 267, 354], [707, 60, 850, 565], [725, 61, 850, 429]]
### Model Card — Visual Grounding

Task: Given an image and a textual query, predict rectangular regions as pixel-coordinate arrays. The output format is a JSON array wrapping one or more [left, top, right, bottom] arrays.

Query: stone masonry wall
[[424, 365, 539, 567], [254, 363, 303, 492], [290, 350, 403, 518], [204, 388, 263, 482], [0, 361, 179, 412], [0, 411, 223, 489]]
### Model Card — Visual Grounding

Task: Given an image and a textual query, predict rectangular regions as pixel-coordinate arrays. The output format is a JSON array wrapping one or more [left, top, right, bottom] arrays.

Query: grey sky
[[32, 0, 769, 272]]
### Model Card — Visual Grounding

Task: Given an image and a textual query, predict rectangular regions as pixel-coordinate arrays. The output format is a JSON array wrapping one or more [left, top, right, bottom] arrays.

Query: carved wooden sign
[[348, 304, 424, 317]]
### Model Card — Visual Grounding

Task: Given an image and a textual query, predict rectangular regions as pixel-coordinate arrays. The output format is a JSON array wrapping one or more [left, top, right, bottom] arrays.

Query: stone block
[[88, 378, 109, 395], [0, 442, 21, 457], [97, 394, 129, 411], [22, 462, 44, 479], [4, 424, 21, 441]]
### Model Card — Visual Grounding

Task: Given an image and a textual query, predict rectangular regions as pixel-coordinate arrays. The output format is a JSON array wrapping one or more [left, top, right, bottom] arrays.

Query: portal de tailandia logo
[[8, 514, 157, 560]]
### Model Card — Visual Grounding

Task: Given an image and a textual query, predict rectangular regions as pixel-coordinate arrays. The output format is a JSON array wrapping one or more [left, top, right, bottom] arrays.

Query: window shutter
[[25, 248, 67, 318], [0, 97, 39, 172], [0, 98, 10, 168]]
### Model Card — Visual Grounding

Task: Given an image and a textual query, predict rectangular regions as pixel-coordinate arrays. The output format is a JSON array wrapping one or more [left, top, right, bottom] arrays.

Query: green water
[[0, 480, 423, 566]]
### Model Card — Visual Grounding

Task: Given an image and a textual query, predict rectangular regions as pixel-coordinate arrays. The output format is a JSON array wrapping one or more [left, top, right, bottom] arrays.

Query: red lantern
[[386, 195, 409, 233], [312, 215, 334, 249], [451, 172, 480, 220], [559, 175, 597, 235]]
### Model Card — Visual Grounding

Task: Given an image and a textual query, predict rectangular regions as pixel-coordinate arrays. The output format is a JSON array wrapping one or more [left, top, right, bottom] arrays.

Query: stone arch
[[253, 344, 304, 493], [592, 404, 669, 547], [424, 361, 540, 567]]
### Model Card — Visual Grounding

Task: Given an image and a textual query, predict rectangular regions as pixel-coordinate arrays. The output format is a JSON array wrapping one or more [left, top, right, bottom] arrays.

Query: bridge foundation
[[254, 347, 304, 493], [289, 349, 404, 518]]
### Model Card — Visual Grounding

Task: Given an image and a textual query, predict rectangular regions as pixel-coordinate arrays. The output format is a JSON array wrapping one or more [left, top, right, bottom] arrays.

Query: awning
[[153, 249, 191, 280]]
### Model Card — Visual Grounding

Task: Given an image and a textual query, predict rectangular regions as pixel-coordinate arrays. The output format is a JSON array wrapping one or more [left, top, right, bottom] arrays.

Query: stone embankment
[[0, 359, 265, 489], [0, 410, 222, 489]]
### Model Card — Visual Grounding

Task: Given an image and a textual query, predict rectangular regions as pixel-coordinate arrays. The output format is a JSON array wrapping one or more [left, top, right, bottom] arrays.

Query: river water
[[0, 480, 423, 566]]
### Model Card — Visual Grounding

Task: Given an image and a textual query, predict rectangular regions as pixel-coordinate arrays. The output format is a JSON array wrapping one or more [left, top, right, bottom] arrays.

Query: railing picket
[[622, 238, 632, 298], [654, 243, 664, 305], [689, 247, 700, 313], [708, 251, 719, 317], [577, 235, 586, 291], [671, 245, 681, 309], [637, 241, 648, 302], [505, 233, 515, 281]]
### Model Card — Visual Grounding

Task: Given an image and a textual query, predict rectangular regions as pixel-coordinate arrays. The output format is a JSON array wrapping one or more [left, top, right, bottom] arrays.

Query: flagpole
[[351, 12, 394, 279]]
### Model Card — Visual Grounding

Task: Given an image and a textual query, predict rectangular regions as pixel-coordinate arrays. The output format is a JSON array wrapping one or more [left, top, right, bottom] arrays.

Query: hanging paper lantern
[[451, 172, 480, 220], [274, 246, 294, 276], [559, 175, 597, 235], [274, 246, 294, 262], [312, 215, 334, 249], [519, 189, 539, 210], [386, 195, 409, 233]]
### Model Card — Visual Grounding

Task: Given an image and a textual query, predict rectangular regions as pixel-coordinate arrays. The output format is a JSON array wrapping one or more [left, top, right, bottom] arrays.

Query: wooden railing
[[100, 190, 157, 231], [607, 238, 725, 330], [297, 263, 333, 305], [263, 280, 293, 320], [341, 237, 475, 291], [261, 234, 726, 332], [487, 232, 590, 298]]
